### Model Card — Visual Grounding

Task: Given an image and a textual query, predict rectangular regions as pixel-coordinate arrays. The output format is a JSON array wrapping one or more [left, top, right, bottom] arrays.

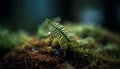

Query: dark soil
[[1, 40, 120, 69]]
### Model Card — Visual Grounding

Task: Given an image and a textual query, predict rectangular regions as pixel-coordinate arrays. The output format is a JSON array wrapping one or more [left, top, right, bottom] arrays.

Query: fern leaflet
[[46, 19, 80, 50]]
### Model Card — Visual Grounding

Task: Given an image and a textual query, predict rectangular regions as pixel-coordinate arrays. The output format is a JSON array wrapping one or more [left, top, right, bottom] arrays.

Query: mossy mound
[[2, 39, 120, 69]]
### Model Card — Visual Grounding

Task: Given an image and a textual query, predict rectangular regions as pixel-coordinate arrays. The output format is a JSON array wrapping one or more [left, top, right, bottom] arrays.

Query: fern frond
[[46, 19, 80, 50]]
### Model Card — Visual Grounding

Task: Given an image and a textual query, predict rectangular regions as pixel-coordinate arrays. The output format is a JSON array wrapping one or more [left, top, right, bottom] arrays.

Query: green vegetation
[[0, 26, 33, 57], [44, 19, 120, 58], [46, 19, 80, 50], [0, 18, 120, 69]]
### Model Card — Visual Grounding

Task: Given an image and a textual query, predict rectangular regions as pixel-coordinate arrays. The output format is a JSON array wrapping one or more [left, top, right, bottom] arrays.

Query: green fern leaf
[[46, 19, 80, 50]]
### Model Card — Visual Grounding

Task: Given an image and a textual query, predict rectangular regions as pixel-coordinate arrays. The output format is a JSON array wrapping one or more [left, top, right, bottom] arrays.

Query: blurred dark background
[[0, 0, 120, 33]]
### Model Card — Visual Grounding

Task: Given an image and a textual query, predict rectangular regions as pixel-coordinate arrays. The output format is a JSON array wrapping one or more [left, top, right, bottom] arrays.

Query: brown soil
[[1, 40, 120, 69]]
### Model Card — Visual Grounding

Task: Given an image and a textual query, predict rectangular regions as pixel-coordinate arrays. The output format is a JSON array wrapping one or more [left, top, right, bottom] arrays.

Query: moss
[[1, 18, 120, 69]]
